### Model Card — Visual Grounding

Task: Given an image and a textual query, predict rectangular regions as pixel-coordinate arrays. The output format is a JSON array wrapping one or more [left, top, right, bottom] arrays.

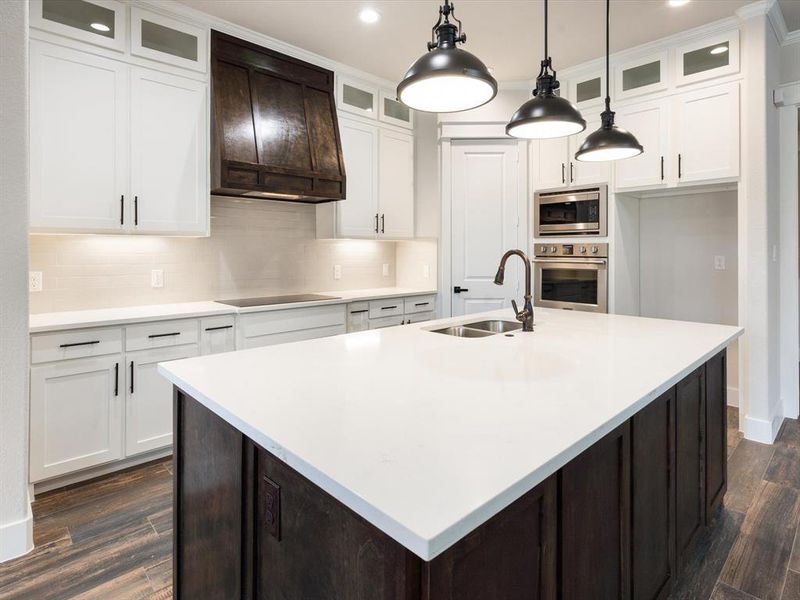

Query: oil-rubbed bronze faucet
[[494, 249, 534, 332]]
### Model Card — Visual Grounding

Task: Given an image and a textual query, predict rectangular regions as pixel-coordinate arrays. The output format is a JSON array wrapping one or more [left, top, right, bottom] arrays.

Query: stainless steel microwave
[[533, 184, 608, 237]]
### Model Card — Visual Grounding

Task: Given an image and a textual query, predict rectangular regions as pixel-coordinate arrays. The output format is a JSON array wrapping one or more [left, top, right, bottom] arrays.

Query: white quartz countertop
[[158, 308, 742, 561], [28, 287, 437, 333]]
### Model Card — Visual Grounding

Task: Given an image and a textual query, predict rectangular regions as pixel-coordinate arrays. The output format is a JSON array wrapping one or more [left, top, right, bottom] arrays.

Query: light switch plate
[[151, 269, 164, 288], [713, 256, 726, 271], [29, 271, 43, 292], [382, 263, 390, 277], [333, 264, 342, 280]]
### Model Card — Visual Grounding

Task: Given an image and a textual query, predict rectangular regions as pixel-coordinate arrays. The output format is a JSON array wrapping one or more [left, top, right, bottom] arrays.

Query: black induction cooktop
[[216, 294, 341, 308]]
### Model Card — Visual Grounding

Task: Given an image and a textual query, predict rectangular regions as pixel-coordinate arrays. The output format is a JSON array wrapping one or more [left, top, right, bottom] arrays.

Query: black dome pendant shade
[[575, 0, 643, 162], [506, 0, 585, 139], [397, 0, 497, 113]]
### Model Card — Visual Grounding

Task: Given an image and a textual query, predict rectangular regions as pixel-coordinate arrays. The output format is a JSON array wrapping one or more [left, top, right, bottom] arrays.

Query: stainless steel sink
[[431, 326, 496, 338], [462, 320, 523, 333]]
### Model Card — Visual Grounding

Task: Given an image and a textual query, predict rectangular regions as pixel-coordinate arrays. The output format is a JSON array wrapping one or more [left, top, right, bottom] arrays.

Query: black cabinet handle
[[374, 213, 379, 233], [570, 162, 574, 183], [678, 154, 682, 179], [204, 325, 233, 332], [561, 163, 565, 184], [148, 332, 181, 339], [134, 195, 139, 226], [414, 302, 430, 307], [381, 305, 398, 310], [381, 214, 385, 234], [661, 156, 664, 181], [120, 195, 124, 226], [59, 340, 100, 348], [349, 309, 368, 314], [453, 286, 469, 293], [114, 362, 119, 397], [130, 361, 134, 394]]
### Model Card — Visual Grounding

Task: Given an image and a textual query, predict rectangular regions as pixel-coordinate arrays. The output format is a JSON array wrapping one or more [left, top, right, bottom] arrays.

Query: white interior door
[[451, 140, 522, 316]]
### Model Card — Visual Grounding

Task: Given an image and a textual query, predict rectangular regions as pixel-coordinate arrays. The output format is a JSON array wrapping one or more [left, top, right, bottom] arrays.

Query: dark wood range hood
[[210, 31, 346, 203]]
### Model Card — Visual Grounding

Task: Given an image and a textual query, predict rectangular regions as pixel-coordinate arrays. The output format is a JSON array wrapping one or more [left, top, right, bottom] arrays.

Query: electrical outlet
[[151, 269, 164, 288], [423, 264, 430, 279], [333, 264, 342, 280], [29, 271, 43, 292], [713, 256, 726, 271], [382, 263, 390, 277]]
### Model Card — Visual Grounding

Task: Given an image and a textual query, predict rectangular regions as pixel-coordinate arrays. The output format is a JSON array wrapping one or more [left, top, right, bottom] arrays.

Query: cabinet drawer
[[31, 327, 123, 364], [404, 295, 436, 315], [125, 319, 199, 351], [346, 302, 370, 333], [405, 311, 436, 324], [200, 315, 236, 355], [368, 298, 403, 319], [369, 315, 404, 330], [239, 305, 346, 341]]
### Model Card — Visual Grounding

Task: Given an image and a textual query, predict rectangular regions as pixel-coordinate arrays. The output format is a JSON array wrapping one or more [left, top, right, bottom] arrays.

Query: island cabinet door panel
[[253, 446, 420, 600], [705, 350, 727, 521], [560, 421, 632, 600], [675, 365, 706, 569], [631, 388, 676, 600], [174, 392, 244, 600], [423, 476, 557, 600]]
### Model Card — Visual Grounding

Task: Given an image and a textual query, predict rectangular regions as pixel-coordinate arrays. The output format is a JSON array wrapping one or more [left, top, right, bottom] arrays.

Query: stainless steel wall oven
[[534, 243, 608, 313]]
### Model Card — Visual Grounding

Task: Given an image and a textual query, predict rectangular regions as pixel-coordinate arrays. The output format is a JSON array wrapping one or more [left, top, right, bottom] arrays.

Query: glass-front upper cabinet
[[131, 7, 207, 73], [615, 51, 668, 100], [30, 0, 126, 52], [379, 90, 413, 129], [675, 30, 739, 87], [568, 71, 605, 107], [337, 76, 379, 119]]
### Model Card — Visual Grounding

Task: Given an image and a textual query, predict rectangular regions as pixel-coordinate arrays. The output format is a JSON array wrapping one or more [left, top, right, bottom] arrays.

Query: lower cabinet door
[[705, 350, 727, 521], [675, 366, 706, 569], [126, 344, 198, 456], [30, 354, 124, 482], [632, 389, 676, 600], [561, 421, 631, 599], [200, 316, 236, 355]]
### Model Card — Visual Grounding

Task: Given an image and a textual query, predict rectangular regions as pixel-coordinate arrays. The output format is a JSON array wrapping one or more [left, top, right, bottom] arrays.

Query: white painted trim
[[727, 385, 740, 408], [744, 413, 784, 444], [779, 104, 799, 420], [767, 0, 789, 44], [0, 493, 33, 563], [736, 0, 772, 21], [438, 121, 509, 140], [774, 80, 800, 107]]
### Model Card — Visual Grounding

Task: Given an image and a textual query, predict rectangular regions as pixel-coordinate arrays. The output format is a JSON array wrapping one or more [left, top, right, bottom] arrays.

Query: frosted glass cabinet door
[[30, 41, 129, 233], [130, 67, 209, 235], [30, 0, 126, 52], [130, 7, 208, 73], [337, 118, 380, 238], [378, 129, 415, 239], [30, 355, 124, 482]]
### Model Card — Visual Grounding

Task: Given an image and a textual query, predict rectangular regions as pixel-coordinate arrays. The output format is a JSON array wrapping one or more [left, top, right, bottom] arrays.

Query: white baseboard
[[727, 386, 740, 408], [0, 492, 33, 563], [744, 413, 784, 444]]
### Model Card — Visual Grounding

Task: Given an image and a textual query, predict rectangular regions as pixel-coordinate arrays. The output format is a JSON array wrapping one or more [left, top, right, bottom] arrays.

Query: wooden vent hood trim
[[211, 31, 346, 204]]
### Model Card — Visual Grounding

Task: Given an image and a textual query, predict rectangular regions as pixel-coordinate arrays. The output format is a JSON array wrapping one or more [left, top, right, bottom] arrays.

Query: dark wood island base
[[173, 350, 727, 600]]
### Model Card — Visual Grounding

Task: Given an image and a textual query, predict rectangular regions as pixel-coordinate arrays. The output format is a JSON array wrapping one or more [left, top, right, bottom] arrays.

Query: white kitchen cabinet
[[335, 117, 380, 237], [237, 305, 347, 349], [379, 129, 415, 238], [369, 315, 405, 329], [569, 117, 612, 187], [346, 303, 370, 333], [126, 344, 198, 457], [615, 51, 669, 101], [30, 354, 124, 482], [30, 0, 126, 52], [379, 90, 414, 129], [568, 71, 605, 108], [200, 316, 236, 355], [533, 136, 569, 190], [674, 82, 739, 184], [614, 98, 671, 190], [675, 30, 739, 87], [405, 311, 435, 324], [337, 75, 379, 119], [30, 41, 129, 233], [130, 6, 207, 73], [130, 67, 208, 234]]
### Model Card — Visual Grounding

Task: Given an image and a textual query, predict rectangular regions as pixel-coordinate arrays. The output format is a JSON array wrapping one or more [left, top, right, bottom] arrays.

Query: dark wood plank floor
[[1, 408, 798, 599]]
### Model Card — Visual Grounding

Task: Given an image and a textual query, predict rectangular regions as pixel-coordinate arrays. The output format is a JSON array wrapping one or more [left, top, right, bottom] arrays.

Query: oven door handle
[[534, 258, 607, 265]]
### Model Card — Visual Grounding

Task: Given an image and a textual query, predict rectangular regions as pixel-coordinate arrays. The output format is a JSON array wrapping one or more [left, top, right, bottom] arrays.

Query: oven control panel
[[534, 243, 608, 258]]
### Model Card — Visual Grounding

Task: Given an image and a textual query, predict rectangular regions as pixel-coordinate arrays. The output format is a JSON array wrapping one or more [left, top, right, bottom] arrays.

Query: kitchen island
[[159, 307, 742, 600]]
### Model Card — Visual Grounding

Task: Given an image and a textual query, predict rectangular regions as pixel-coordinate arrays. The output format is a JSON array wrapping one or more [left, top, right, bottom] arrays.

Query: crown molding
[[766, 0, 790, 44], [736, 0, 773, 21]]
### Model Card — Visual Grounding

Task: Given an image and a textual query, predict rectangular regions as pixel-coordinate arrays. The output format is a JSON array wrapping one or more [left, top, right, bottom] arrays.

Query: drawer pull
[[204, 325, 233, 332], [148, 332, 181, 339], [381, 306, 398, 310], [59, 340, 100, 349], [349, 309, 369, 314], [414, 302, 430, 307]]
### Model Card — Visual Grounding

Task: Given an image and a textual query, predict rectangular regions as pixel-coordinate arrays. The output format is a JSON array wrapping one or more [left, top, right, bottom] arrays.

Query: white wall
[[414, 111, 440, 240], [781, 39, 800, 84], [438, 88, 531, 124], [0, 0, 32, 563]]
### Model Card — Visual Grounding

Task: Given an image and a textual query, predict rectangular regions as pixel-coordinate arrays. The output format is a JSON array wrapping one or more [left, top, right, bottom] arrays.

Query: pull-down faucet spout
[[494, 249, 534, 332]]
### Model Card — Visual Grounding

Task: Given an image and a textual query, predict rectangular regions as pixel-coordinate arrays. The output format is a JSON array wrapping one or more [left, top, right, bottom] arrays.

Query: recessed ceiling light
[[668, 0, 690, 6], [358, 7, 380, 24], [710, 45, 728, 55], [90, 22, 111, 32]]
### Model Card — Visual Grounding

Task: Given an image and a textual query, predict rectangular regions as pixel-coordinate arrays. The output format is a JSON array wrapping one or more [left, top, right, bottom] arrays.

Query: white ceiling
[[177, 0, 753, 82], [780, 0, 800, 32]]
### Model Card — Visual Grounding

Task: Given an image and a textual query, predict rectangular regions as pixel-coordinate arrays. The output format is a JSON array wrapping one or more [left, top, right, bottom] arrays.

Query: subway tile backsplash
[[28, 197, 432, 313]]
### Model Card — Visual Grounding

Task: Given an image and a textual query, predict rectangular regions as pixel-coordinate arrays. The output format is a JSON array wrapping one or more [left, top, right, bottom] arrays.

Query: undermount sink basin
[[462, 320, 523, 334], [431, 326, 496, 338]]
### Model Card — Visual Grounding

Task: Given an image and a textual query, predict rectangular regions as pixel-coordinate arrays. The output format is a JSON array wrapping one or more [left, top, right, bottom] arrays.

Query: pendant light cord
[[605, 0, 611, 113], [544, 0, 548, 60]]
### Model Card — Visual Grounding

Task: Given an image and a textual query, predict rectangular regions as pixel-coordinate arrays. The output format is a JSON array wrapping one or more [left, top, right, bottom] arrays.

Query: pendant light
[[506, 0, 585, 139], [575, 0, 643, 162], [397, 0, 497, 113]]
